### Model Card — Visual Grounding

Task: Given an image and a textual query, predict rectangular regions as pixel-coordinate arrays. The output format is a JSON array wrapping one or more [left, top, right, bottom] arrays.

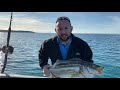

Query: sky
[[0, 12, 120, 34]]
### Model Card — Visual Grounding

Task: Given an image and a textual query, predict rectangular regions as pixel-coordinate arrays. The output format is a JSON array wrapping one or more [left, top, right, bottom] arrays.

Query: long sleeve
[[38, 42, 49, 69], [83, 42, 93, 63]]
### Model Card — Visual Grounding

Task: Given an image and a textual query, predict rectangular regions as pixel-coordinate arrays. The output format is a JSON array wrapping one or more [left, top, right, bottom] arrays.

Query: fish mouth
[[96, 66, 104, 71], [95, 66, 104, 74]]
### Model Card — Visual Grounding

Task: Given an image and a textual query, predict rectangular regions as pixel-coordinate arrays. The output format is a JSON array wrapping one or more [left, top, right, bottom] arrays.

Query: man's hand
[[43, 64, 51, 77]]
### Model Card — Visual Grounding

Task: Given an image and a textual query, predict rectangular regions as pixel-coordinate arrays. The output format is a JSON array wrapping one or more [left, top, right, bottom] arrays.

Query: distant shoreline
[[0, 30, 119, 35], [0, 30, 35, 33]]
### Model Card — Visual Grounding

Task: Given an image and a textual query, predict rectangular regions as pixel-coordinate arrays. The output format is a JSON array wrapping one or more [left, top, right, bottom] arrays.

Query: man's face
[[55, 20, 73, 41]]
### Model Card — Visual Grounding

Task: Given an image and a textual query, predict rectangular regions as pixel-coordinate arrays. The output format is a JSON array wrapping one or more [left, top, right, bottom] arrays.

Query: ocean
[[0, 32, 120, 78]]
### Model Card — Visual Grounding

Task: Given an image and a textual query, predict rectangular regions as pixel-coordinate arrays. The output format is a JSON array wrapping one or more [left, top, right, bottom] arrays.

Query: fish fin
[[50, 72, 60, 78]]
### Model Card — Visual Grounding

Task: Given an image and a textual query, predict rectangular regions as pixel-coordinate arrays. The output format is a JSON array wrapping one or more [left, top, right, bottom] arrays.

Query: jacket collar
[[52, 33, 75, 43]]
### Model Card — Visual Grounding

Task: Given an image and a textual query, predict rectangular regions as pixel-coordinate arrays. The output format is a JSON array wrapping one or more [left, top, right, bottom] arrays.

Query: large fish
[[48, 58, 104, 78]]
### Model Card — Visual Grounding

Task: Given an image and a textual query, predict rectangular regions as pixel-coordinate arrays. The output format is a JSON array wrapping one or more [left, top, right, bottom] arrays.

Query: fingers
[[43, 64, 51, 76]]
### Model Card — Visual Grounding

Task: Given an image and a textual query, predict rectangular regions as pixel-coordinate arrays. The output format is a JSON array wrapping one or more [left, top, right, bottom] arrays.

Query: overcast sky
[[0, 12, 120, 34]]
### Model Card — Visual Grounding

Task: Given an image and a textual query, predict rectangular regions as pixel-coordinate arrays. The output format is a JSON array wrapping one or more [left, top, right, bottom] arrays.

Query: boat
[[0, 73, 46, 78]]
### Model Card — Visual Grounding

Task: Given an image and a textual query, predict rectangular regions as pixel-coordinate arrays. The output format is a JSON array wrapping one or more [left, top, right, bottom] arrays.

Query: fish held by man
[[48, 58, 104, 78]]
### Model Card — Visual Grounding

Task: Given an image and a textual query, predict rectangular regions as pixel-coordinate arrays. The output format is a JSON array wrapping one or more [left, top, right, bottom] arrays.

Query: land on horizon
[[0, 30, 34, 33]]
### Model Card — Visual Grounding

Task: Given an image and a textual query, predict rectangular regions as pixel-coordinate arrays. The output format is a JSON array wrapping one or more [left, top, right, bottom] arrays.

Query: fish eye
[[97, 67, 103, 71]]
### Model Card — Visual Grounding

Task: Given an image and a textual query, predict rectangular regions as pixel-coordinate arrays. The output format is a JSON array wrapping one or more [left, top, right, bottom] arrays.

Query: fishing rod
[[1, 12, 13, 73]]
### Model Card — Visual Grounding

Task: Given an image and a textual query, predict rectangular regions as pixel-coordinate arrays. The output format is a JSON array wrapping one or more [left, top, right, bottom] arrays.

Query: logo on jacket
[[75, 52, 80, 56]]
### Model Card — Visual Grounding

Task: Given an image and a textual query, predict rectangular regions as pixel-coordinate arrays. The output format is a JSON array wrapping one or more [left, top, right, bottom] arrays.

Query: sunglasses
[[56, 16, 71, 23]]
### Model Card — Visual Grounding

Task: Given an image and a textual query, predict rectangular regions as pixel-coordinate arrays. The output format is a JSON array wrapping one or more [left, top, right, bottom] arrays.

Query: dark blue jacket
[[39, 34, 93, 69]]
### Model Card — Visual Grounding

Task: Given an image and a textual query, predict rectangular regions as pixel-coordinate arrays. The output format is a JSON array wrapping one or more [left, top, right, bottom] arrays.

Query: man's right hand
[[43, 64, 51, 77]]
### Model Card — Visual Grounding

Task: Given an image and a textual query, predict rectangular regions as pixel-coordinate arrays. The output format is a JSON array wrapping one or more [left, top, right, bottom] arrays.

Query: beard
[[59, 34, 71, 41]]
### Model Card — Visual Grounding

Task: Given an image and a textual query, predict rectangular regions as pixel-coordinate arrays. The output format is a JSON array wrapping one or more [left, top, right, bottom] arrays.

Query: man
[[39, 16, 93, 76]]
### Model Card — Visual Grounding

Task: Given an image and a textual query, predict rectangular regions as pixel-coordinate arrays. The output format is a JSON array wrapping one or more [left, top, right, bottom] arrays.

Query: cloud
[[108, 15, 120, 22], [12, 17, 55, 32], [0, 13, 55, 33], [0, 12, 120, 34], [72, 15, 120, 34], [101, 15, 120, 34]]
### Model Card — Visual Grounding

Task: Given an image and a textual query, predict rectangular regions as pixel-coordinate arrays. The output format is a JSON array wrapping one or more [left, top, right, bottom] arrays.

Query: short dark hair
[[56, 16, 71, 25]]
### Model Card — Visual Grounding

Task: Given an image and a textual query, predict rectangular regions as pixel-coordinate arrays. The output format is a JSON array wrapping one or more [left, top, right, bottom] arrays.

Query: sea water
[[0, 32, 120, 78]]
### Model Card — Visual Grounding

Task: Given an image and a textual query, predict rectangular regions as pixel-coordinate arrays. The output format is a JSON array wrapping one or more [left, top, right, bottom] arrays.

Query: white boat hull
[[0, 73, 47, 78]]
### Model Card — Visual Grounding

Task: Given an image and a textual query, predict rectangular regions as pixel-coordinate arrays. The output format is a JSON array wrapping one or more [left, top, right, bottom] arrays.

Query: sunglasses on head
[[56, 16, 71, 23]]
